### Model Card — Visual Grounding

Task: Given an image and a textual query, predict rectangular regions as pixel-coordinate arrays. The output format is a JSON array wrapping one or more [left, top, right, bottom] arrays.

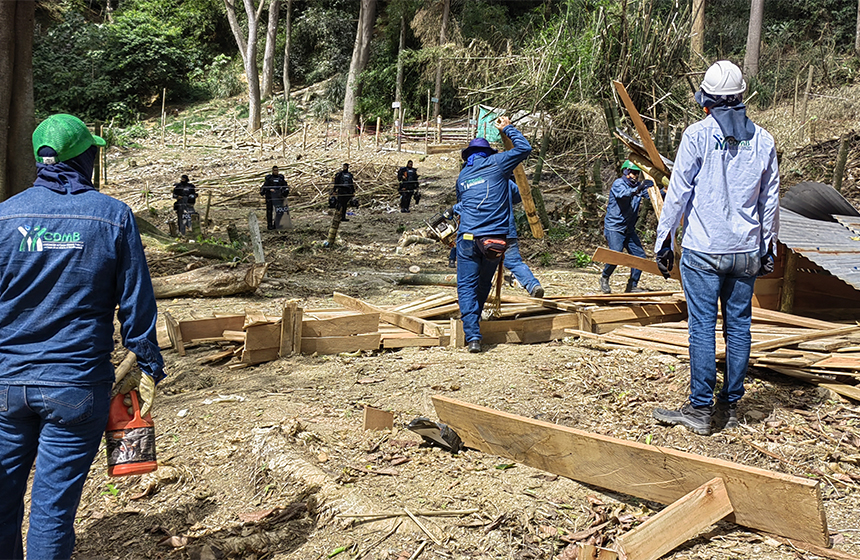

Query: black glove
[[759, 251, 774, 276], [655, 237, 674, 278], [442, 207, 456, 220]]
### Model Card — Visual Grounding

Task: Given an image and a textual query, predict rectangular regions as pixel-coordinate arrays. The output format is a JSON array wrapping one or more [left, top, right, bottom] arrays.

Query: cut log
[[432, 396, 828, 545], [151, 263, 268, 298]]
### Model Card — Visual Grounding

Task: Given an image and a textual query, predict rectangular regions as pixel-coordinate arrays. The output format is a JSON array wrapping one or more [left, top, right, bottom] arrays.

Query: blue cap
[[461, 137, 497, 161]]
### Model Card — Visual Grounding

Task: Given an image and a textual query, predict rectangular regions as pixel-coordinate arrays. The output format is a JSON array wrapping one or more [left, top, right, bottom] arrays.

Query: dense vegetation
[[33, 0, 860, 133]]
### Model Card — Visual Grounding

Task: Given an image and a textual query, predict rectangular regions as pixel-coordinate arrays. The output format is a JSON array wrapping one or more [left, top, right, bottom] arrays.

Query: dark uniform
[[397, 161, 419, 213], [333, 164, 355, 221], [172, 175, 197, 235], [260, 167, 290, 230]]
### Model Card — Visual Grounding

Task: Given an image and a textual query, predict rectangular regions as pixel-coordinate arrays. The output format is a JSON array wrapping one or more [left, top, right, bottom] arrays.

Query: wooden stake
[[833, 133, 849, 193], [779, 250, 798, 313], [500, 131, 545, 239], [247, 211, 265, 264], [302, 122, 308, 152], [616, 477, 733, 560], [161, 87, 166, 147], [800, 66, 814, 125], [375, 116, 381, 147]]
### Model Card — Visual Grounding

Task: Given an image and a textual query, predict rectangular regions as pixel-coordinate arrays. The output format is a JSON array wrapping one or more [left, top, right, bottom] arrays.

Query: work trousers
[[0, 383, 112, 560], [336, 195, 352, 220], [265, 197, 285, 229], [456, 236, 504, 342], [399, 190, 415, 211], [681, 249, 759, 408], [601, 228, 646, 285], [504, 239, 539, 293]]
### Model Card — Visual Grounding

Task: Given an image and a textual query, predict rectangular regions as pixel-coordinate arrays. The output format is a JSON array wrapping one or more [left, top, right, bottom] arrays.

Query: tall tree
[[261, 0, 280, 100], [433, 0, 450, 120], [0, 0, 35, 201], [691, 0, 704, 61], [395, 13, 406, 105], [743, 0, 764, 77], [342, 0, 377, 133], [282, 0, 292, 102], [855, 0, 860, 56], [224, 0, 265, 131]]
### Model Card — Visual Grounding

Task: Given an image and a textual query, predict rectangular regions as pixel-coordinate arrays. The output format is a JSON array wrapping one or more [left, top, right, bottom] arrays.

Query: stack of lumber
[[161, 290, 690, 365], [566, 306, 860, 402]]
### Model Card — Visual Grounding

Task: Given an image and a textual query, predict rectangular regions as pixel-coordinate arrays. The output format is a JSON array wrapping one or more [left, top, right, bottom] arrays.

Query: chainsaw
[[426, 208, 458, 247]]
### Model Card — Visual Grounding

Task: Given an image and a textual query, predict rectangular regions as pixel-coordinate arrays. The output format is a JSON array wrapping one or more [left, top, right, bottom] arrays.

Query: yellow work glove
[[138, 374, 156, 417]]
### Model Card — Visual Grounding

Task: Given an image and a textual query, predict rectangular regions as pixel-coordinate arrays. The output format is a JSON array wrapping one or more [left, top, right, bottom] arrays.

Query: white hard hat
[[700, 60, 746, 96]]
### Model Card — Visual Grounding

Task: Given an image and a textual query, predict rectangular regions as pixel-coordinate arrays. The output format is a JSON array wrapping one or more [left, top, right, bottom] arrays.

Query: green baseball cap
[[32, 114, 106, 164]]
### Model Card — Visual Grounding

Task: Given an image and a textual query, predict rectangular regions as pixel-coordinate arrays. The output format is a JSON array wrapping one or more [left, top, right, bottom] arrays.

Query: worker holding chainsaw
[[0, 114, 164, 559], [652, 60, 780, 436], [454, 116, 532, 353], [599, 160, 653, 294]]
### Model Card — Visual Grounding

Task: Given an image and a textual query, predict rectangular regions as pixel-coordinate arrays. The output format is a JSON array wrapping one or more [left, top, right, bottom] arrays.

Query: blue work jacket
[[454, 125, 532, 238], [0, 184, 164, 386], [604, 176, 652, 234]]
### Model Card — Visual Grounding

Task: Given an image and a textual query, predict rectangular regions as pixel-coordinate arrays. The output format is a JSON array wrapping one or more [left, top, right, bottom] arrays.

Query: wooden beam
[[163, 311, 185, 356], [300, 332, 381, 355], [280, 301, 298, 357], [333, 292, 442, 337], [779, 250, 799, 313], [178, 315, 246, 342], [750, 307, 842, 330], [592, 247, 681, 281], [616, 477, 733, 560], [749, 325, 860, 353], [501, 131, 545, 239], [612, 81, 669, 176], [431, 396, 828, 545], [302, 312, 380, 337]]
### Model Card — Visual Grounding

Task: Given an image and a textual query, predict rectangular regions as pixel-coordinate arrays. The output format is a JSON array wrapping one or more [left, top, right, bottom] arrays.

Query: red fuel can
[[105, 390, 157, 477]]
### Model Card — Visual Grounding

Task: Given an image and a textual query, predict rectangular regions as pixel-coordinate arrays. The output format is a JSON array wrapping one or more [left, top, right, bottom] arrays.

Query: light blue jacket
[[655, 114, 780, 256], [454, 125, 532, 238]]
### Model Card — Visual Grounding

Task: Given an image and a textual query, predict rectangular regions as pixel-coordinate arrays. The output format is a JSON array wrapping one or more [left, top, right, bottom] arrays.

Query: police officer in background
[[260, 165, 290, 230], [172, 174, 197, 235], [397, 160, 420, 213], [332, 163, 355, 222]]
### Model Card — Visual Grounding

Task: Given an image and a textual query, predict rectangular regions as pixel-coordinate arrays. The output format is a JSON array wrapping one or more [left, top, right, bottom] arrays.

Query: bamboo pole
[[302, 122, 308, 152], [501, 131, 544, 239], [183, 120, 187, 149], [800, 66, 814, 125], [375, 117, 381, 147]]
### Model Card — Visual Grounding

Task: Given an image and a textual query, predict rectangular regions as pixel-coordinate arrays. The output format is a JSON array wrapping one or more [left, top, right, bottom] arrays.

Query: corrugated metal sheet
[[778, 208, 860, 291]]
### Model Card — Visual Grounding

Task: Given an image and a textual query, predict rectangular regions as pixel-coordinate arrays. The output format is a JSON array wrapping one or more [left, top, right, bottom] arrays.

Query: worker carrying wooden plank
[[652, 60, 780, 436]]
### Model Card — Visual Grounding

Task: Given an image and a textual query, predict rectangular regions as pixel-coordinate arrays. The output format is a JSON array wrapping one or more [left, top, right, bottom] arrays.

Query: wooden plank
[[749, 325, 860, 353], [612, 81, 669, 176], [566, 328, 691, 356], [241, 346, 279, 365], [588, 302, 685, 324], [245, 322, 281, 352], [179, 315, 246, 342], [292, 307, 303, 357], [382, 336, 441, 349], [363, 406, 394, 431], [413, 303, 460, 319], [197, 347, 236, 365], [767, 366, 860, 401], [280, 301, 297, 357], [300, 332, 381, 355], [391, 293, 455, 314], [432, 396, 828, 545], [302, 312, 380, 337], [501, 130, 545, 239], [333, 292, 442, 337], [163, 311, 185, 356], [798, 338, 854, 352], [451, 319, 465, 348], [578, 545, 618, 560], [750, 307, 843, 330], [592, 247, 681, 281], [222, 330, 246, 342], [807, 355, 860, 369], [617, 477, 733, 560]]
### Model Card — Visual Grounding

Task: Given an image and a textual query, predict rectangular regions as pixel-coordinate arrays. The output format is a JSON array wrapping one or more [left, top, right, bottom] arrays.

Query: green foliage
[[538, 251, 554, 267], [33, 9, 198, 121], [200, 54, 244, 100], [271, 98, 300, 133], [547, 223, 573, 241], [571, 250, 592, 268], [291, 6, 356, 85], [103, 122, 149, 149]]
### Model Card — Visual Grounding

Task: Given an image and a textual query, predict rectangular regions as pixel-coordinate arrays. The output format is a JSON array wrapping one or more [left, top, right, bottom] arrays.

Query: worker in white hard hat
[[651, 60, 780, 436]]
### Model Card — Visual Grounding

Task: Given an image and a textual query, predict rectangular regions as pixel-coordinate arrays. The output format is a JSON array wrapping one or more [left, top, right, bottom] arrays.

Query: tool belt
[[476, 235, 507, 260]]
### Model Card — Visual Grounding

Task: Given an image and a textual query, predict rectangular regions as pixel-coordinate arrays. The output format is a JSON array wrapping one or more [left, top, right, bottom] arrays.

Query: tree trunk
[[743, 0, 764, 78], [395, 14, 406, 104], [261, 0, 280, 100], [342, 0, 377, 134], [224, 0, 264, 131], [856, 0, 860, 56], [282, 0, 292, 102], [433, 0, 450, 120], [691, 0, 704, 61], [0, 1, 35, 201]]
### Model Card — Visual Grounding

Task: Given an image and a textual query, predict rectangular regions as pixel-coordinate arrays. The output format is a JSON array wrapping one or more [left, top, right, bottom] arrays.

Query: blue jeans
[[602, 228, 646, 284], [0, 384, 111, 560], [457, 237, 503, 342], [681, 249, 759, 408], [504, 239, 539, 293]]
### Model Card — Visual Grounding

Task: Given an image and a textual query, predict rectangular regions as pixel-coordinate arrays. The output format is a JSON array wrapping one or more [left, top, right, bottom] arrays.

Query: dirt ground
[[51, 109, 860, 560]]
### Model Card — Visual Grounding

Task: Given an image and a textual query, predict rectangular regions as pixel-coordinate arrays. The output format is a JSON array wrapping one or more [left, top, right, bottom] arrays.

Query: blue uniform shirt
[[604, 176, 652, 234], [454, 125, 532, 238], [0, 184, 164, 386], [655, 114, 779, 256]]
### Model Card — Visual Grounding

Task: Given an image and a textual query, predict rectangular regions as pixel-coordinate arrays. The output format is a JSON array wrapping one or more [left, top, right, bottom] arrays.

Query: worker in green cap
[[600, 160, 654, 293], [0, 114, 164, 560]]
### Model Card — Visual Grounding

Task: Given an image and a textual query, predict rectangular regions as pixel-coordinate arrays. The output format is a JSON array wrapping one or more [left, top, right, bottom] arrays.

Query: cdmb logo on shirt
[[17, 225, 83, 251]]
